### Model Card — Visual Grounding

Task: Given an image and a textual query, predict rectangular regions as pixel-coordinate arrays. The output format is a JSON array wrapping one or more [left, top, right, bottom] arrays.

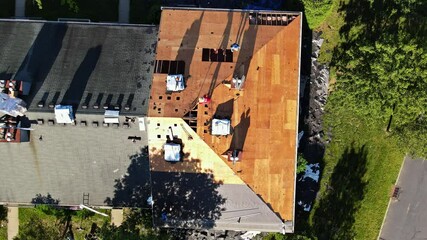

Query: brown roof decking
[[149, 8, 301, 223]]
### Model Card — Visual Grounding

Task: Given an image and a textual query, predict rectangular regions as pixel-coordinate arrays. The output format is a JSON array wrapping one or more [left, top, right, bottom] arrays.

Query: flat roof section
[[0, 21, 157, 115], [0, 112, 150, 207]]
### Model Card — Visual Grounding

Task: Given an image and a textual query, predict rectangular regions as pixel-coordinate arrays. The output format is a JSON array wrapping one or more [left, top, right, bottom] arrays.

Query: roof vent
[[231, 43, 240, 52]]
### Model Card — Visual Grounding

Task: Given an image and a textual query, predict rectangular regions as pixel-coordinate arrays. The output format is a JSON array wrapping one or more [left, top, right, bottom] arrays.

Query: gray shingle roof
[[0, 112, 150, 206], [0, 20, 157, 115]]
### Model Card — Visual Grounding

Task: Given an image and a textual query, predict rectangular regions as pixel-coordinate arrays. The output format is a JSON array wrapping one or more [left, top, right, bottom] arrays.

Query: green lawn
[[0, 225, 6, 240], [25, 0, 118, 22], [19, 207, 110, 240], [309, 103, 404, 240]]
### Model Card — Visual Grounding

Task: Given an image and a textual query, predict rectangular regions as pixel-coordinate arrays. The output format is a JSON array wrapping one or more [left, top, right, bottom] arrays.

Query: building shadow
[[229, 108, 250, 151], [213, 98, 234, 119], [0, 71, 13, 80], [104, 147, 151, 208], [61, 45, 102, 110], [15, 23, 68, 107], [312, 144, 368, 240]]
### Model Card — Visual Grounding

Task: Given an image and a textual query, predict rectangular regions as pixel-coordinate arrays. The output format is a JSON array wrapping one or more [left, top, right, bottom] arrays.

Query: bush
[[302, 0, 334, 29]]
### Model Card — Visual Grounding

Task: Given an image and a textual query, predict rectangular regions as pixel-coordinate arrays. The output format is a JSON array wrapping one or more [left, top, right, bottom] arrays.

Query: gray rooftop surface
[[151, 171, 284, 232], [379, 157, 427, 240], [0, 20, 157, 115], [0, 112, 150, 207]]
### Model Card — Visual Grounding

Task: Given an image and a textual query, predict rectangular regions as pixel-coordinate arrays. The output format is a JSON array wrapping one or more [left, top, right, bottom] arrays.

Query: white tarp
[[0, 93, 27, 117], [104, 110, 119, 123], [211, 119, 231, 135], [166, 74, 185, 92], [164, 143, 181, 162], [54, 105, 74, 123]]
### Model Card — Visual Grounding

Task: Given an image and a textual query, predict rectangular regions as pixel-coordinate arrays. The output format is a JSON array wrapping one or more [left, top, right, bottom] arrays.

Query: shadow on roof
[[176, 12, 204, 79], [149, 147, 226, 229], [16, 23, 68, 108], [31, 193, 60, 205], [206, 11, 234, 98], [104, 147, 151, 208], [61, 45, 102, 111], [230, 108, 250, 150]]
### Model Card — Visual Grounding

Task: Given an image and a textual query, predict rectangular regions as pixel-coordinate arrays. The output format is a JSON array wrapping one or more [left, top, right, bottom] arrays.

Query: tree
[[14, 217, 61, 240], [331, 0, 427, 131], [34, 0, 78, 12], [297, 154, 308, 174], [0, 206, 7, 222]]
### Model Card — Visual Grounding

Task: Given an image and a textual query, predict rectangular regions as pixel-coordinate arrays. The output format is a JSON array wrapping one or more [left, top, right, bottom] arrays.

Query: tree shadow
[[104, 147, 151, 208], [149, 149, 226, 229], [312, 144, 368, 240], [61, 45, 102, 111], [31, 193, 60, 205], [206, 11, 237, 98], [15, 23, 68, 107], [175, 12, 204, 79]]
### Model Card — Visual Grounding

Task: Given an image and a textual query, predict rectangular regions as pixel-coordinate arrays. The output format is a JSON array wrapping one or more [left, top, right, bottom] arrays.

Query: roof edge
[[0, 18, 156, 27], [161, 6, 302, 15], [289, 12, 304, 234]]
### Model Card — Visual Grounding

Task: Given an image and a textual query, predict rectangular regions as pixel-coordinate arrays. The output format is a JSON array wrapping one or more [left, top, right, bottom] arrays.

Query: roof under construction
[[148, 7, 302, 233]]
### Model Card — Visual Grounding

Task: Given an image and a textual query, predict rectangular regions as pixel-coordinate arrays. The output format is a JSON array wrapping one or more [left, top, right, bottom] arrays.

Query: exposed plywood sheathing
[[149, 8, 301, 222], [147, 117, 244, 185]]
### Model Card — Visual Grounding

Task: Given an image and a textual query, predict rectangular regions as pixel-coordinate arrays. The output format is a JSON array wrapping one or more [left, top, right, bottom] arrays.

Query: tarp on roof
[[0, 93, 27, 117], [211, 119, 231, 135], [166, 74, 185, 92], [54, 105, 74, 123], [164, 143, 181, 162]]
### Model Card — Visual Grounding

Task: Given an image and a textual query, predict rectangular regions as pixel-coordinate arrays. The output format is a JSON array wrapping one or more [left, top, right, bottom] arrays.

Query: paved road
[[7, 207, 18, 240], [379, 157, 427, 240]]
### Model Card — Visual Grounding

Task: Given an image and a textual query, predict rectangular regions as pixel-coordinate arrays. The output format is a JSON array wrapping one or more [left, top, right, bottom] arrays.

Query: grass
[[19, 207, 110, 240], [25, 0, 118, 22], [0, 0, 14, 18], [309, 104, 404, 239], [263, 0, 407, 239], [305, 1, 406, 236], [302, 0, 335, 29], [0, 224, 6, 240], [316, 0, 345, 64]]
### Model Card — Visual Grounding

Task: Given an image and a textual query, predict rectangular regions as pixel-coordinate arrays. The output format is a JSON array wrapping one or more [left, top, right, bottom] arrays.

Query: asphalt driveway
[[379, 157, 427, 240]]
